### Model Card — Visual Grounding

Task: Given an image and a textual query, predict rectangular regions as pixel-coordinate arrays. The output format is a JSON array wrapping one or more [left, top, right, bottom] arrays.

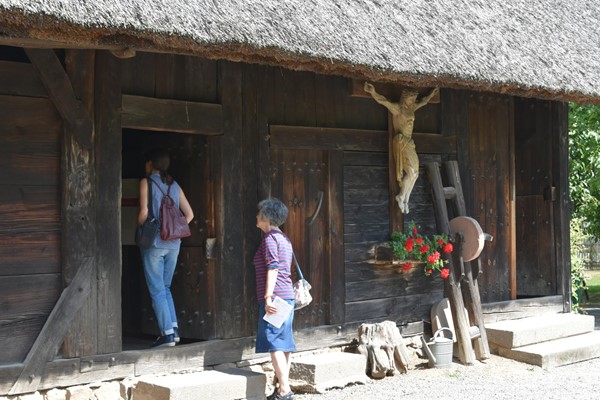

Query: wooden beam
[[269, 125, 455, 154], [94, 51, 123, 353], [61, 49, 98, 358], [350, 79, 440, 103], [9, 257, 95, 395], [24, 48, 93, 149], [121, 94, 223, 135]]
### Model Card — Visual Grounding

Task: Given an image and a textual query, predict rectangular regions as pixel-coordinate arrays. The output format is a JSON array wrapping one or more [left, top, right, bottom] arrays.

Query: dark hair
[[145, 148, 173, 184], [258, 198, 288, 227]]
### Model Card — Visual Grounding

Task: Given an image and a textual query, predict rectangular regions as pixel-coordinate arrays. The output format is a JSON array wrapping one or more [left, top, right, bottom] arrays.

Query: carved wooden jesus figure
[[364, 82, 439, 213]]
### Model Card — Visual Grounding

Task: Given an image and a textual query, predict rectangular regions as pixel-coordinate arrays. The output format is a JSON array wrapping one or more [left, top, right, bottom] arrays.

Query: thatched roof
[[1, 0, 599, 104]]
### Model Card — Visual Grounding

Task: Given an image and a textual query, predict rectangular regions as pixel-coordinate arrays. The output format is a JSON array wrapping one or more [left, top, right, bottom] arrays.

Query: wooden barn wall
[[0, 48, 62, 363], [118, 58, 451, 339]]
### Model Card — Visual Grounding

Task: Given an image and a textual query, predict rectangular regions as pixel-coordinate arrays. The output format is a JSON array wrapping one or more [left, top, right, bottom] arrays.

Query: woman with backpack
[[137, 149, 194, 347]]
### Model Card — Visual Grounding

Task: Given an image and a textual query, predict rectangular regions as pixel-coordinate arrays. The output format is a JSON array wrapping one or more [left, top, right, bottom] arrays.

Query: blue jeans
[[141, 247, 180, 335]]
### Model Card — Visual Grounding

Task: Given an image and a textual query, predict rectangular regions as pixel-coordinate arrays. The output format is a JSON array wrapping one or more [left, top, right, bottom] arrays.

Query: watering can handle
[[433, 327, 454, 341]]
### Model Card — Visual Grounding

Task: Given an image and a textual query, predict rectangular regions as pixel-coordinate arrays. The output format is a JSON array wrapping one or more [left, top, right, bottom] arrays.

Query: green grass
[[584, 269, 600, 304]]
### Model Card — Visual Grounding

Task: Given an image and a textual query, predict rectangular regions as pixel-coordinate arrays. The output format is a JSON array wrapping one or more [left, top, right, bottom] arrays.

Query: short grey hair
[[258, 198, 288, 227]]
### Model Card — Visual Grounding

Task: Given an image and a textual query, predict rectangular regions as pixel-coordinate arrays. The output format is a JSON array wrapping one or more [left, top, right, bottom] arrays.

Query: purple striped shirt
[[254, 230, 295, 301]]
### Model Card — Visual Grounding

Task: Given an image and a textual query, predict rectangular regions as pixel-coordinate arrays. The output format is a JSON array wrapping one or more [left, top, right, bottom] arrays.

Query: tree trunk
[[357, 321, 411, 378]]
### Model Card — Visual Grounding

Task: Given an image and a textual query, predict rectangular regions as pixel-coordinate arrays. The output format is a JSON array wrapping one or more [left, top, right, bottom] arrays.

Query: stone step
[[289, 352, 368, 393], [497, 331, 600, 369], [486, 313, 595, 348], [132, 368, 266, 400]]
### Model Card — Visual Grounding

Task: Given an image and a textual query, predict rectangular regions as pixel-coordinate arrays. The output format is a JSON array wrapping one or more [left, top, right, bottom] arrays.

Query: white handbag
[[292, 252, 312, 310]]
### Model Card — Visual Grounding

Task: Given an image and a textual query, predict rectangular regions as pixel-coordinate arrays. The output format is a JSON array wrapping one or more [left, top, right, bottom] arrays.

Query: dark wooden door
[[515, 98, 557, 297], [122, 131, 215, 340], [271, 148, 331, 329]]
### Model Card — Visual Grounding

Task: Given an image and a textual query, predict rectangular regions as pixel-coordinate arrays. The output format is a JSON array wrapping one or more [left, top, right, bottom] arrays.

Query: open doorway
[[121, 129, 215, 348]]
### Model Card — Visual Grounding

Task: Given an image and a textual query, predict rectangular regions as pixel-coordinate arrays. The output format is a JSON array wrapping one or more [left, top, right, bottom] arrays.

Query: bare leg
[[271, 351, 292, 395], [396, 145, 419, 214]]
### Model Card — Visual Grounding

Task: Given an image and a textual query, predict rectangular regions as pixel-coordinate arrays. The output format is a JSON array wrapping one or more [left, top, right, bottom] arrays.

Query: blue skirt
[[256, 299, 297, 353]]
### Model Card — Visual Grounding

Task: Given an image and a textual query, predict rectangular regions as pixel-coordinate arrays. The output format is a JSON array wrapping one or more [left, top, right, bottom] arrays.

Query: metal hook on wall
[[306, 191, 324, 226]]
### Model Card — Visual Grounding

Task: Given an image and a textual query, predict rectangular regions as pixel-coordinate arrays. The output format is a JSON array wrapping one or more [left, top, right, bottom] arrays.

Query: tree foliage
[[569, 103, 600, 238]]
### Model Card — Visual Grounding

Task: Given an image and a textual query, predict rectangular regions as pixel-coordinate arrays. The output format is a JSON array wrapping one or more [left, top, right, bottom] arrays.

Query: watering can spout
[[420, 335, 436, 364]]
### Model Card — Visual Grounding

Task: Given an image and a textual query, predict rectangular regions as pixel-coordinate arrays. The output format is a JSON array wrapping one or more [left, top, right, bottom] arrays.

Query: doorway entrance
[[121, 129, 215, 347]]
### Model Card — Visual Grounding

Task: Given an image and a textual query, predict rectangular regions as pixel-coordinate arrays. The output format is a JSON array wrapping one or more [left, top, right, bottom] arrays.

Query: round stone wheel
[[449, 216, 485, 262]]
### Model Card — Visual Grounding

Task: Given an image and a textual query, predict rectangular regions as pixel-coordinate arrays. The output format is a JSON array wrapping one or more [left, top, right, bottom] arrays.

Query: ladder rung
[[443, 186, 457, 200]]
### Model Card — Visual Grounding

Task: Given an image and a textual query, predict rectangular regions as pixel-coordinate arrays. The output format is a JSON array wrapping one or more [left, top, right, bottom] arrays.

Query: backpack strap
[[149, 176, 174, 198]]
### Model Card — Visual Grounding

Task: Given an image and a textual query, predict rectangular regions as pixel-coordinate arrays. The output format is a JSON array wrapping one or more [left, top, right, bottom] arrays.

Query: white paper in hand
[[263, 296, 293, 328]]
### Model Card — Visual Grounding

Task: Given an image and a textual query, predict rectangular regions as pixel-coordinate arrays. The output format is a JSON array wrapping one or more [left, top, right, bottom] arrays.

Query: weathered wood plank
[[551, 101, 570, 311], [0, 60, 48, 97], [482, 295, 563, 323], [344, 293, 441, 323], [270, 125, 387, 151], [0, 231, 60, 276], [9, 258, 94, 395], [329, 150, 345, 324], [343, 151, 387, 167], [121, 94, 223, 135], [94, 50, 123, 354], [0, 186, 60, 233], [24, 48, 93, 149]]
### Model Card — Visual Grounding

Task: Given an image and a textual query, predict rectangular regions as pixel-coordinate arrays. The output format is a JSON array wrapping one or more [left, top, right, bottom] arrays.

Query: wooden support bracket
[[24, 48, 93, 149], [9, 258, 95, 395]]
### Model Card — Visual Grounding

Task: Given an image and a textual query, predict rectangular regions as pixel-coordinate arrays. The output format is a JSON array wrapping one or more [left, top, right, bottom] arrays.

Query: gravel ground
[[294, 306, 600, 400]]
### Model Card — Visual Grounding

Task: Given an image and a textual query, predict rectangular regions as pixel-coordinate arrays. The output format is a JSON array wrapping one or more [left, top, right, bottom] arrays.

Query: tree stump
[[357, 321, 411, 378]]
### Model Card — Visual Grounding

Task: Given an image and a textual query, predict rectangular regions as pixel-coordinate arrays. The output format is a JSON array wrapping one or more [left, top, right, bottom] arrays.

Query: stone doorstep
[[486, 313, 595, 348], [498, 331, 600, 369], [289, 352, 368, 393], [132, 369, 266, 400]]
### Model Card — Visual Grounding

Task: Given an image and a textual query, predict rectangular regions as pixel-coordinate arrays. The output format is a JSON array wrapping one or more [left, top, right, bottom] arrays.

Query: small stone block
[[290, 352, 367, 392], [132, 369, 266, 400]]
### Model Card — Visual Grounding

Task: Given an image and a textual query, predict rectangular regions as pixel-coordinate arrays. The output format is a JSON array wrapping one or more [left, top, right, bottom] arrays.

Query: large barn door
[[270, 148, 334, 329], [514, 98, 557, 297]]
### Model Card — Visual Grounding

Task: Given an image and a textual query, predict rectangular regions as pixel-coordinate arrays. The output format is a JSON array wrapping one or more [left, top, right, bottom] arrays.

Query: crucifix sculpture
[[364, 82, 439, 214]]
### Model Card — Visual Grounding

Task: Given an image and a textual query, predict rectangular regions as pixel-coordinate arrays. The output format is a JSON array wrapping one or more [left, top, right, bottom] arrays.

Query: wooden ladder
[[425, 160, 491, 364]]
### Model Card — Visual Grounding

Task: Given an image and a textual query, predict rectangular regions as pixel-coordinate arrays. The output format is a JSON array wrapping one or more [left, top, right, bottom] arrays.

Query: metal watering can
[[420, 328, 454, 368]]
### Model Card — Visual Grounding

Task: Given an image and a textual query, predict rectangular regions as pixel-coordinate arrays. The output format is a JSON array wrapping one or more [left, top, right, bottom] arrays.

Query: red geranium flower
[[416, 237, 423, 245], [413, 226, 418, 236], [405, 238, 414, 252], [427, 254, 436, 264], [401, 262, 412, 271], [438, 238, 445, 245], [443, 243, 453, 253], [440, 268, 450, 279], [419, 244, 429, 254], [425, 269, 433, 276]]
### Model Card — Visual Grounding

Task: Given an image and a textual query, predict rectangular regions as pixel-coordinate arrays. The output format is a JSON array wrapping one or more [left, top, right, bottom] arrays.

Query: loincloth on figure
[[392, 134, 416, 182]]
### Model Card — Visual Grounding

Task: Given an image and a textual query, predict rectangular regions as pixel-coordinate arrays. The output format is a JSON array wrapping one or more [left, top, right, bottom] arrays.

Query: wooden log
[[357, 321, 411, 378], [445, 160, 491, 360], [425, 161, 475, 365], [9, 258, 95, 395]]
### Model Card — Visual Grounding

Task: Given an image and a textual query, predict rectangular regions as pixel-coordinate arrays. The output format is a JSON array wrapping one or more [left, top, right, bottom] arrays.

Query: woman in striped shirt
[[254, 198, 296, 400]]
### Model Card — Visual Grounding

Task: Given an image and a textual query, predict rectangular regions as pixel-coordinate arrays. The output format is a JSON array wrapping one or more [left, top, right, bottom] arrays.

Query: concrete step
[[132, 368, 266, 400], [497, 331, 600, 369], [289, 352, 368, 393], [486, 313, 595, 348]]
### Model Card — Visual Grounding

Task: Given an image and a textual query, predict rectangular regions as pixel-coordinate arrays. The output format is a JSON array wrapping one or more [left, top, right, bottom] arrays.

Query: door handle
[[306, 191, 324, 226]]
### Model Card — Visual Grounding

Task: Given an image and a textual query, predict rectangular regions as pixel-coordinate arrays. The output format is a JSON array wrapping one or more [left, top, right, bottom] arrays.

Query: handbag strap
[[292, 252, 305, 281], [146, 176, 155, 219], [268, 230, 305, 281]]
